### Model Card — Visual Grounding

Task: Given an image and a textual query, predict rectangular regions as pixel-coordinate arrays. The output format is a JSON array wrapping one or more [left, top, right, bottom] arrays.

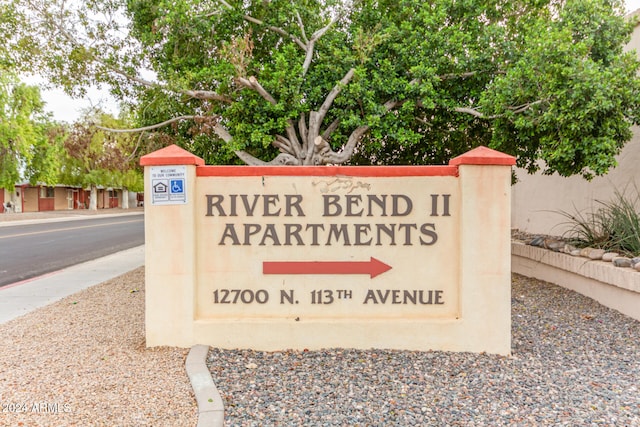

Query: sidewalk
[[0, 207, 144, 226], [0, 208, 145, 323], [0, 245, 145, 324]]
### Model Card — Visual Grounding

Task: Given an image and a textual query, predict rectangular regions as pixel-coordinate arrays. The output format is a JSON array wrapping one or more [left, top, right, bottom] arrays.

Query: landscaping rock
[[613, 257, 633, 268], [602, 252, 619, 262], [570, 249, 582, 257], [579, 247, 594, 257], [529, 236, 545, 247], [588, 249, 606, 260], [544, 239, 565, 251], [631, 257, 640, 267]]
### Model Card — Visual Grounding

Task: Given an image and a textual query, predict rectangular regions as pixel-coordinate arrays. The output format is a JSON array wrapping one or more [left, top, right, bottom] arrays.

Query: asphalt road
[[0, 214, 144, 288]]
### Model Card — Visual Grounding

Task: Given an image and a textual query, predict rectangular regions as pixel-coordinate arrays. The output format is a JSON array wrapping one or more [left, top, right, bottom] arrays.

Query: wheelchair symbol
[[170, 179, 184, 194]]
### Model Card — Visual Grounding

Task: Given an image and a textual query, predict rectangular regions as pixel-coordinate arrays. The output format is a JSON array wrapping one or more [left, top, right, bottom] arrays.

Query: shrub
[[558, 184, 640, 256]]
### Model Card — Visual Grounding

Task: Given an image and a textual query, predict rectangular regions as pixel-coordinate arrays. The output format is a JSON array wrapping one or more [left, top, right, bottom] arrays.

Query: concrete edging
[[186, 345, 224, 427], [0, 211, 144, 228], [512, 242, 640, 321]]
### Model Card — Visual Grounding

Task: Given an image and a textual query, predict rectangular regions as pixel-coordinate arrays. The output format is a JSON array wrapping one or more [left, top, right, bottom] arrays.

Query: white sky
[[38, 84, 119, 123], [32, 0, 640, 123], [629, 0, 640, 13]]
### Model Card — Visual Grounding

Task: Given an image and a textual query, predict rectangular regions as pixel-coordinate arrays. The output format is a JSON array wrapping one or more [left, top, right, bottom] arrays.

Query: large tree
[[0, 71, 63, 190], [59, 111, 143, 210], [4, 0, 640, 178]]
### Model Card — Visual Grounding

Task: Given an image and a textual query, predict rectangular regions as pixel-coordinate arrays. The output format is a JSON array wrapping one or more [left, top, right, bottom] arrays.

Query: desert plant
[[601, 188, 640, 254], [558, 184, 640, 256]]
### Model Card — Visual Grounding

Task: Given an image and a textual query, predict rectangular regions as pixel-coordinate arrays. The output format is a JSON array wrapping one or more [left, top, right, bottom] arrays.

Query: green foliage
[[558, 185, 640, 255], [58, 111, 143, 191], [24, 126, 65, 185], [0, 71, 62, 189], [5, 0, 640, 175], [485, 1, 640, 179]]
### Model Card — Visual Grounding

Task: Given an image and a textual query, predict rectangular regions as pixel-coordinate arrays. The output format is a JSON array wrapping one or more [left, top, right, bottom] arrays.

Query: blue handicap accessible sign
[[170, 179, 184, 194]]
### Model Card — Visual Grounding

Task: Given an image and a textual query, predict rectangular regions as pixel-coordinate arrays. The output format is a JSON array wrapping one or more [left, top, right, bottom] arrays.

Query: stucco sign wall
[[141, 145, 515, 355]]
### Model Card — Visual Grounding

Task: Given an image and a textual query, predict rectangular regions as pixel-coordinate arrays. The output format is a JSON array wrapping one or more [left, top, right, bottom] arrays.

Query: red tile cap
[[449, 146, 516, 166], [140, 144, 205, 166]]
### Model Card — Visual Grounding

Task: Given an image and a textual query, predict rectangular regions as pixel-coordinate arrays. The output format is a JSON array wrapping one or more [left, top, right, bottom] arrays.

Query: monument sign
[[141, 145, 515, 355]]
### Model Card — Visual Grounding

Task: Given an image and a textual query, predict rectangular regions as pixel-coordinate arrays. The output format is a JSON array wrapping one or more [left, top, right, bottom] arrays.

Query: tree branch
[[234, 150, 263, 165], [272, 140, 290, 154], [313, 97, 403, 165], [213, 123, 233, 143], [242, 15, 307, 51], [454, 99, 547, 119], [96, 55, 231, 102], [307, 67, 356, 148], [301, 40, 316, 77], [454, 107, 489, 118], [301, 15, 339, 76], [91, 56, 159, 88], [215, 0, 233, 9], [322, 118, 340, 141], [383, 99, 403, 111], [437, 71, 478, 80], [268, 153, 300, 165], [215, 124, 301, 165], [220, 2, 338, 77], [238, 76, 277, 104], [299, 113, 309, 157], [273, 135, 294, 155], [124, 132, 144, 162], [508, 99, 546, 113], [309, 15, 338, 41], [325, 125, 370, 164], [94, 115, 202, 133], [182, 89, 233, 103], [313, 135, 332, 160], [96, 58, 230, 103], [295, 10, 309, 44], [284, 120, 303, 160], [305, 111, 320, 165]]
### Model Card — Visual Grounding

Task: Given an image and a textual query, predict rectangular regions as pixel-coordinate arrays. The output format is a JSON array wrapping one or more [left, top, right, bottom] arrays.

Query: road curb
[[186, 345, 224, 427], [0, 211, 143, 227]]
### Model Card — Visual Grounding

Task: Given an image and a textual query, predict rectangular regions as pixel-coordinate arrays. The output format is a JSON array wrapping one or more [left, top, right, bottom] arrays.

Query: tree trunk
[[122, 187, 129, 209], [89, 185, 98, 211]]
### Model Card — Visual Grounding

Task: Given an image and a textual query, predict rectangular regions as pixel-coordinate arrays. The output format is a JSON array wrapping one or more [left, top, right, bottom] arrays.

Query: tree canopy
[[59, 111, 144, 206], [0, 71, 63, 190], [4, 0, 640, 178]]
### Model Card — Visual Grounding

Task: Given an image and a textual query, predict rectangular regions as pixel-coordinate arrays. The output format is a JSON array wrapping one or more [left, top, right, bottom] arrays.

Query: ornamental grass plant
[[558, 184, 640, 256]]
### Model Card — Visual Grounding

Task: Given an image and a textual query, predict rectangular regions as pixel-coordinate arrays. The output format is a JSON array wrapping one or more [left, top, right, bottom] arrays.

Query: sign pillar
[[450, 147, 515, 355], [140, 145, 204, 347]]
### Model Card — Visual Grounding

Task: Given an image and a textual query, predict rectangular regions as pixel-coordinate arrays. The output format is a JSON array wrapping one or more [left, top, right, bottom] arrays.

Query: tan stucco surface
[[195, 175, 459, 321]]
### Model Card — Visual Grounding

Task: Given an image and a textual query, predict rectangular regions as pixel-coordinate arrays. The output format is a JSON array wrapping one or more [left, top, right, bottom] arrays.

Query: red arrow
[[263, 257, 392, 279]]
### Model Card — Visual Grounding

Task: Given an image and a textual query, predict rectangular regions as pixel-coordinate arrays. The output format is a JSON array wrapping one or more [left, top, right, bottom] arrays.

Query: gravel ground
[[2, 239, 639, 427], [208, 274, 640, 426], [0, 267, 197, 427]]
